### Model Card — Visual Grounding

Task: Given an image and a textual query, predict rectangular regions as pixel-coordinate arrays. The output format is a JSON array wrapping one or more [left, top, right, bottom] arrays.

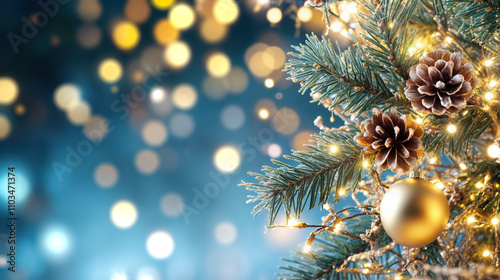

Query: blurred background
[[0, 0, 356, 279]]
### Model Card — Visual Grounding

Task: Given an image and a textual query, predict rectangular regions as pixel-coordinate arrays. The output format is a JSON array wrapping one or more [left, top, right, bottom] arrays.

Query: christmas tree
[[242, 0, 500, 278]]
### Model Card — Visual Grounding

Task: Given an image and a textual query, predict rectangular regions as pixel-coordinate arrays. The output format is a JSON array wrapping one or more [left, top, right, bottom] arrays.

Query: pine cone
[[354, 108, 424, 173], [404, 50, 478, 115]]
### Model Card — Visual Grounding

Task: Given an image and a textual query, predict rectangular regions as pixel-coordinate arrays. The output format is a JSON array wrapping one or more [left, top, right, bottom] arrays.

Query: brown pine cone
[[354, 108, 424, 173], [404, 50, 478, 115]]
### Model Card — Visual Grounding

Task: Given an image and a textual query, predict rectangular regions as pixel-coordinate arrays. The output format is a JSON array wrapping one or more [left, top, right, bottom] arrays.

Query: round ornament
[[380, 174, 449, 247]]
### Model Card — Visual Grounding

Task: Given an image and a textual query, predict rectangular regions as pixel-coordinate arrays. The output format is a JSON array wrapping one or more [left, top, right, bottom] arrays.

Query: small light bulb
[[264, 78, 274, 88], [447, 124, 457, 133], [395, 275, 402, 280], [340, 29, 349, 37], [389, 22, 394, 29], [334, 223, 341, 233], [331, 21, 343, 32], [485, 92, 494, 100], [483, 250, 491, 257], [435, 182, 444, 189], [338, 189, 345, 196], [467, 216, 476, 223], [490, 80, 498, 87], [416, 41, 423, 48], [476, 182, 484, 188], [445, 37, 452, 43], [303, 244, 311, 253], [330, 145, 338, 153], [288, 218, 299, 226], [485, 60, 494, 67], [415, 117, 423, 124], [430, 157, 437, 164], [409, 47, 416, 55], [459, 163, 467, 170], [258, 109, 269, 120], [487, 144, 500, 158], [363, 268, 369, 274], [323, 203, 330, 210], [363, 161, 369, 168], [492, 217, 499, 225]]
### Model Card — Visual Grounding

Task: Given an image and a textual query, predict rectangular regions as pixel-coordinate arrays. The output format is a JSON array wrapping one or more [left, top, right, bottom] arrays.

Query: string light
[[323, 203, 330, 210], [288, 218, 299, 226], [415, 117, 423, 124], [485, 92, 494, 100], [363, 268, 369, 274], [338, 189, 345, 196], [363, 161, 369, 168], [395, 275, 402, 280], [330, 145, 338, 153], [476, 182, 484, 188], [331, 21, 343, 32], [258, 109, 269, 120], [459, 163, 467, 170], [492, 217, 499, 225], [388, 22, 394, 29], [467, 216, 475, 224], [435, 182, 444, 189], [264, 78, 274, 88], [490, 80, 498, 87], [430, 157, 437, 164], [445, 37, 452, 43], [303, 244, 311, 253], [485, 60, 494, 67], [447, 124, 457, 133], [487, 144, 500, 158], [483, 250, 491, 257]]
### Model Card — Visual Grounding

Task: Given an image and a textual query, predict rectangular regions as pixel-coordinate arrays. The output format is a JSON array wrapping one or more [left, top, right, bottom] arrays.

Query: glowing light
[[323, 203, 330, 210], [330, 145, 338, 153], [150, 88, 166, 103], [363, 268, 369, 274], [111, 272, 128, 280], [54, 84, 81, 110], [160, 193, 184, 217], [492, 217, 499, 225], [490, 80, 498, 87], [142, 120, 168, 147], [77, 0, 102, 21], [152, 0, 175, 10], [363, 161, 369, 168], [430, 157, 437, 164], [41, 226, 71, 259], [206, 52, 231, 78], [272, 108, 300, 135], [288, 218, 299, 226], [15, 104, 25, 115], [112, 21, 140, 51], [0, 77, 18, 105], [135, 149, 160, 174], [267, 143, 282, 158], [483, 250, 491, 257], [415, 117, 423, 124], [346, 2, 357, 13], [445, 37, 452, 43], [341, 12, 350, 22], [447, 124, 457, 133], [124, 0, 151, 24], [435, 182, 444, 189], [303, 244, 311, 253], [199, 18, 227, 43], [467, 216, 475, 224], [146, 231, 174, 259], [213, 0, 239, 25], [331, 21, 343, 32], [258, 109, 269, 119], [172, 84, 197, 110], [220, 105, 245, 130], [169, 113, 195, 139], [214, 222, 238, 245], [459, 163, 467, 170], [341, 29, 349, 37], [110, 200, 138, 229], [485, 92, 494, 100], [266, 7, 282, 24], [297, 7, 312, 22], [339, 189, 346, 196], [488, 144, 500, 158], [485, 60, 494, 67], [94, 163, 119, 188], [264, 78, 274, 88], [98, 59, 123, 83], [76, 24, 101, 49], [416, 41, 423, 48], [153, 19, 179, 45], [164, 41, 191, 69], [67, 101, 91, 125], [214, 146, 240, 173], [169, 3, 195, 30], [395, 275, 402, 280], [409, 47, 416, 55]]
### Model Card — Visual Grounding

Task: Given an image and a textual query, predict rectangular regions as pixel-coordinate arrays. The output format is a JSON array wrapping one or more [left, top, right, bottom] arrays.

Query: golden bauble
[[380, 178, 449, 248]]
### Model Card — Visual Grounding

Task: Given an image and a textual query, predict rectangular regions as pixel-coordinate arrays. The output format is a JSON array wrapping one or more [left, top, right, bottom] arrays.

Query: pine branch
[[242, 130, 367, 224], [285, 34, 398, 117], [422, 106, 492, 155]]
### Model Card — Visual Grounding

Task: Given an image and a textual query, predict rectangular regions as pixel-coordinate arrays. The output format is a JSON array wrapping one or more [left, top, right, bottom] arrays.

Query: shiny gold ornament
[[380, 175, 449, 247]]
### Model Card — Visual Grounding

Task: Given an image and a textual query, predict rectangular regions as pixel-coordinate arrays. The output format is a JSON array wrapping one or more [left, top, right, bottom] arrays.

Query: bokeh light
[[160, 193, 184, 217], [169, 3, 196, 30], [220, 105, 245, 130], [164, 41, 191, 69], [124, 0, 151, 24], [297, 6, 313, 22], [141, 120, 168, 147], [150, 87, 166, 103], [77, 0, 102, 21], [76, 24, 102, 49], [224, 67, 249, 94], [112, 21, 141, 51], [169, 113, 195, 138], [136, 266, 160, 280], [153, 19, 179, 45], [172, 84, 198, 110], [255, 99, 276, 119], [272, 108, 300, 135], [110, 200, 138, 229], [40, 225, 72, 260], [54, 84, 81, 111], [293, 131, 313, 150], [94, 163, 119, 188], [135, 149, 160, 174], [146, 231, 174, 259], [266, 143, 282, 158], [67, 100, 92, 125], [200, 18, 228, 43], [214, 222, 237, 245], [152, 0, 175, 10], [0, 77, 19, 105], [98, 59, 123, 83], [84, 115, 110, 140], [214, 145, 240, 173], [266, 8, 282, 24], [206, 52, 231, 78], [0, 114, 11, 140], [213, 0, 239, 25]]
